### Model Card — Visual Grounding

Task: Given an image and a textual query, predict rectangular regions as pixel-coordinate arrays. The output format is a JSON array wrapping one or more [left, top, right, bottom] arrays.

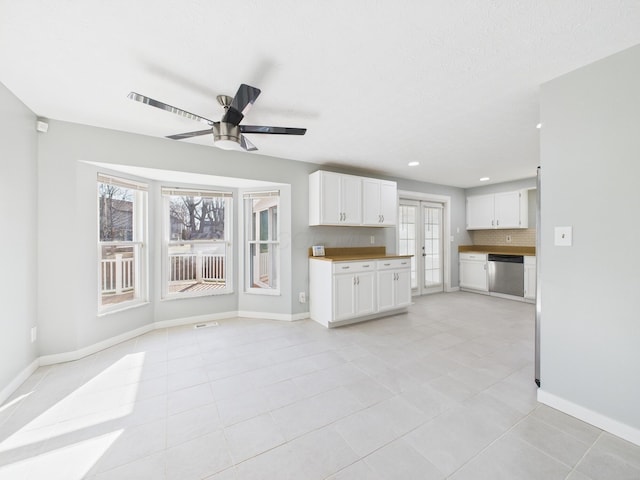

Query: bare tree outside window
[[99, 184, 133, 241], [169, 196, 225, 240]]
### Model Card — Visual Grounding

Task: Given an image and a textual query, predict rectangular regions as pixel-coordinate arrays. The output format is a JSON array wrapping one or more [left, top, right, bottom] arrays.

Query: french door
[[398, 200, 444, 295]]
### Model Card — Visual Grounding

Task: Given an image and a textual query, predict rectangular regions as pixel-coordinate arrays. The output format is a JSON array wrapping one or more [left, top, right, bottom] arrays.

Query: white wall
[[0, 82, 38, 393], [539, 44, 640, 442]]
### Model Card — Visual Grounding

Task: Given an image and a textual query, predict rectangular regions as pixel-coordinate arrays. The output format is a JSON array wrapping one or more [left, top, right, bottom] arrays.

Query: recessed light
[[536, 123, 542, 129], [408, 161, 420, 167], [479, 177, 490, 182]]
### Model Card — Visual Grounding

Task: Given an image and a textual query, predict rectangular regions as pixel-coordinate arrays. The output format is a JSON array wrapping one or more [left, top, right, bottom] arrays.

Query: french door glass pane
[[423, 206, 442, 288], [399, 205, 418, 289]]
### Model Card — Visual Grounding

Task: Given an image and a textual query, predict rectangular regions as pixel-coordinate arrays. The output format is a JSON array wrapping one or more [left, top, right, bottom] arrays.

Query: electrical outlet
[[506, 235, 512, 244], [370, 235, 375, 245], [298, 292, 306, 303], [30, 326, 37, 343]]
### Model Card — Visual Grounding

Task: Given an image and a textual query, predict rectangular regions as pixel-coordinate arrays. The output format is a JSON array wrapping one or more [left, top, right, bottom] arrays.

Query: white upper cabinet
[[466, 190, 529, 230], [362, 178, 397, 226], [310, 171, 396, 227], [309, 171, 362, 225], [466, 194, 495, 229]]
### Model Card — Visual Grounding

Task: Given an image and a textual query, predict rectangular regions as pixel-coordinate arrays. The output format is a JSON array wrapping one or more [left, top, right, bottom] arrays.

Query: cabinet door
[[356, 271, 376, 316], [377, 270, 395, 311], [319, 172, 342, 224], [333, 274, 356, 321], [466, 195, 494, 229], [341, 175, 362, 225], [460, 260, 488, 291], [494, 191, 521, 228], [362, 178, 381, 225], [379, 181, 397, 225], [394, 269, 412, 307]]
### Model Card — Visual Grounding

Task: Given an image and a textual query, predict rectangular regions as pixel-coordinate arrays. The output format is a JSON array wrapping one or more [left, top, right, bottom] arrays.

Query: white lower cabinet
[[459, 253, 488, 291], [524, 256, 536, 300], [333, 270, 376, 321], [310, 257, 411, 327], [377, 259, 412, 312]]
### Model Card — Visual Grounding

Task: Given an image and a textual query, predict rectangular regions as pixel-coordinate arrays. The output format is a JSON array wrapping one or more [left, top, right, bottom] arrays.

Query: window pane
[[99, 183, 134, 241], [249, 243, 279, 289], [169, 195, 226, 241], [168, 243, 227, 295], [100, 244, 137, 306], [245, 194, 279, 292]]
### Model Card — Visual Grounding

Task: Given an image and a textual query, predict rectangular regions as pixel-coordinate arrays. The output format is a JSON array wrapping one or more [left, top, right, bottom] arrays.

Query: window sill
[[98, 300, 150, 317], [245, 289, 281, 296]]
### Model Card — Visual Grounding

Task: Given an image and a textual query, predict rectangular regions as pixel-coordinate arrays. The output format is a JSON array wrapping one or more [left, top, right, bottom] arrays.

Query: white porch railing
[[101, 254, 134, 294], [101, 252, 226, 295], [169, 253, 225, 283]]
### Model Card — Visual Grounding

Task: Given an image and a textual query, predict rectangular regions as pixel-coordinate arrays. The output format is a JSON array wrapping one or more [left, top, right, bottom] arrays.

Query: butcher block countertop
[[308, 246, 412, 262], [458, 245, 536, 256]]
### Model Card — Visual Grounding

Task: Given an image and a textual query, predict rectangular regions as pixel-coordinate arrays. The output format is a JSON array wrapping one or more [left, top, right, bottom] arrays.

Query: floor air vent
[[194, 321, 219, 329]]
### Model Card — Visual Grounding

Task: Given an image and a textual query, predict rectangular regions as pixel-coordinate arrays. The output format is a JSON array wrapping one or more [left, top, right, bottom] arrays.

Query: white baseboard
[[39, 323, 155, 366], [446, 286, 460, 292], [538, 388, 640, 446], [0, 359, 39, 406]]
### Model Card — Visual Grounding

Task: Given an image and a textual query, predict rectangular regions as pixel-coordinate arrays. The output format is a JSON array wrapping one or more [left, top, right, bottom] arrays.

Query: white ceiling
[[2, 1, 640, 188]]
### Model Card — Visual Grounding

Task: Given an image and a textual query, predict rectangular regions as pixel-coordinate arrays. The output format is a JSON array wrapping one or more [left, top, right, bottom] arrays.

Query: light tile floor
[[1, 292, 639, 479]]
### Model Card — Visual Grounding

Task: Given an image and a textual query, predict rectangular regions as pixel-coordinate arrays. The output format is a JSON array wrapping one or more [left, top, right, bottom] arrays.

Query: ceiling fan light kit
[[127, 84, 306, 152]]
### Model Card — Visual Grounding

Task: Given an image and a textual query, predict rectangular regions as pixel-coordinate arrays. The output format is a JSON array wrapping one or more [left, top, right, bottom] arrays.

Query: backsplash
[[470, 228, 536, 246]]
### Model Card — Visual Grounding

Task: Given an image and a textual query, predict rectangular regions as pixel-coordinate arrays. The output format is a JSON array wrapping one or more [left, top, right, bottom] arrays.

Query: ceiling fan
[[127, 83, 306, 152]]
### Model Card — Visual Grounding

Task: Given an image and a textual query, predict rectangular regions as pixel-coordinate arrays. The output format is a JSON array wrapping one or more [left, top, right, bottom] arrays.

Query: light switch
[[554, 226, 572, 246]]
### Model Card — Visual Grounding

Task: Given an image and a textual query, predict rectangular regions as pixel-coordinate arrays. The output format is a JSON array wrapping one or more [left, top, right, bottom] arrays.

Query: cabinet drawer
[[377, 258, 411, 270], [332, 261, 376, 274], [460, 253, 487, 262]]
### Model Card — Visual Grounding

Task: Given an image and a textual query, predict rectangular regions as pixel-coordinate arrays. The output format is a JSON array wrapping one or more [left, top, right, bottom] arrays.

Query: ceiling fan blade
[[222, 84, 261, 125], [127, 92, 214, 126], [240, 125, 307, 135], [230, 84, 261, 115], [240, 135, 258, 152], [166, 129, 212, 140]]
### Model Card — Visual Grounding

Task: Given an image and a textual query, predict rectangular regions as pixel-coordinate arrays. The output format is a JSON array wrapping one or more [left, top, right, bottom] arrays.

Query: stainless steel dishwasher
[[488, 254, 524, 297]]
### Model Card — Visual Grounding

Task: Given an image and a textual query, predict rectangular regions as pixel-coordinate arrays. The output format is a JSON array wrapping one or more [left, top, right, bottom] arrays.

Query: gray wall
[[34, 119, 467, 356], [0, 82, 38, 390], [540, 45, 640, 433]]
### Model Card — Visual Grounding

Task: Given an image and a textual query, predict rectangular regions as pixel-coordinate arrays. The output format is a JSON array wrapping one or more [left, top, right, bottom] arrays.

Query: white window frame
[[97, 174, 148, 314], [244, 190, 280, 295], [161, 187, 233, 299]]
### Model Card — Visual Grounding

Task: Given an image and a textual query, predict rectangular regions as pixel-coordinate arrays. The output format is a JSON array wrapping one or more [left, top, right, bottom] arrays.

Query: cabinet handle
[[381, 215, 384, 223], [491, 220, 494, 226], [356, 276, 360, 285], [496, 219, 500, 226], [363, 264, 370, 268], [341, 266, 350, 269], [384, 263, 391, 266]]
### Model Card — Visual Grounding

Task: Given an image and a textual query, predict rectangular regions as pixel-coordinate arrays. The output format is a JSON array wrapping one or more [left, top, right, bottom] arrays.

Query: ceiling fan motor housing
[[212, 122, 241, 143]]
